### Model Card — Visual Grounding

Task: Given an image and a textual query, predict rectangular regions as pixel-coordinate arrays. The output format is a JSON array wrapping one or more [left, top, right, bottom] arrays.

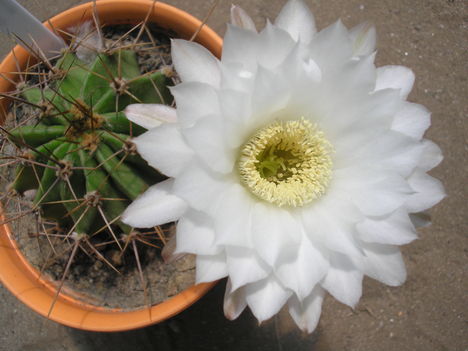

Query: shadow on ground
[[66, 280, 320, 351]]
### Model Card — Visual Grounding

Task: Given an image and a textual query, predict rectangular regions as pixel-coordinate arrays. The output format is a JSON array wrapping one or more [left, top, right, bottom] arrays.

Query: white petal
[[417, 139, 443, 172], [405, 170, 446, 212], [249, 66, 290, 127], [196, 252, 228, 283], [226, 247, 270, 292], [217, 89, 252, 148], [288, 286, 324, 333], [301, 204, 364, 260], [349, 22, 377, 57], [182, 114, 235, 174], [337, 170, 413, 216], [175, 210, 220, 255], [212, 183, 253, 247], [275, 0, 316, 43], [133, 124, 193, 177], [392, 102, 431, 140], [409, 212, 431, 228], [251, 203, 301, 267], [124, 104, 177, 129], [121, 179, 187, 228], [230, 5, 257, 32], [375, 65, 415, 99], [321, 253, 363, 308], [329, 89, 400, 156], [275, 234, 328, 300], [361, 242, 407, 286], [257, 21, 297, 69], [171, 39, 220, 87], [245, 275, 292, 323], [224, 280, 247, 320], [220, 61, 256, 92], [356, 208, 418, 245], [351, 178, 412, 216], [340, 131, 423, 178], [308, 20, 353, 73], [161, 231, 186, 264], [172, 163, 227, 212], [222, 24, 259, 68], [170, 82, 219, 128]]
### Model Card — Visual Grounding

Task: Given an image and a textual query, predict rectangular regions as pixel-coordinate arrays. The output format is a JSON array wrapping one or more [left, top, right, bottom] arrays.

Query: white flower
[[122, 0, 445, 333]]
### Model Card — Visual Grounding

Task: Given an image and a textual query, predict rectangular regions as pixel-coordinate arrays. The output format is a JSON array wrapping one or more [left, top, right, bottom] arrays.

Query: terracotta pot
[[0, 0, 221, 332]]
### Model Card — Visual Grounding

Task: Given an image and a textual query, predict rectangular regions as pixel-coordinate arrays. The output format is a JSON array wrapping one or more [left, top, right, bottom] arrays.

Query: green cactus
[[8, 49, 171, 237]]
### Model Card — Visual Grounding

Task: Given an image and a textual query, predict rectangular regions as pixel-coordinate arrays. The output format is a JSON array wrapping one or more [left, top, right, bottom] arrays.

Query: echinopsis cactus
[[6, 46, 171, 241], [1, 19, 174, 288]]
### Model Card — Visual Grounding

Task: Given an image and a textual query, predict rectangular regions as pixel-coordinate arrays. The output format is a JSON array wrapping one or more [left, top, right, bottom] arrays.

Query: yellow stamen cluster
[[238, 119, 333, 207]]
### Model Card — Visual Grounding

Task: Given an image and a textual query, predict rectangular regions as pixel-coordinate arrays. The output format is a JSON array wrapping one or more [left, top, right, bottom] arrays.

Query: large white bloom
[[122, 0, 445, 333]]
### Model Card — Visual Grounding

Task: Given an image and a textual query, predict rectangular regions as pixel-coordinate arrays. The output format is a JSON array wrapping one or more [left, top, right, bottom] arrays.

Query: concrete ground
[[0, 0, 466, 350]]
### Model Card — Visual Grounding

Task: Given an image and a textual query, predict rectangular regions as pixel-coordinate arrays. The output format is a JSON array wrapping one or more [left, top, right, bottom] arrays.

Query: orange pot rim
[[0, 0, 221, 332]]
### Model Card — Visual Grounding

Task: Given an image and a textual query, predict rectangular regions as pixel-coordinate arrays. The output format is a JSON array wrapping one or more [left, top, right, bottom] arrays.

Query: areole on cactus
[[7, 48, 172, 238]]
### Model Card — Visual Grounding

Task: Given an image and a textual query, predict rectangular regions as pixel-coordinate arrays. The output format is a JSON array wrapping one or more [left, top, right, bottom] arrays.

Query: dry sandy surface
[[0, 0, 466, 350]]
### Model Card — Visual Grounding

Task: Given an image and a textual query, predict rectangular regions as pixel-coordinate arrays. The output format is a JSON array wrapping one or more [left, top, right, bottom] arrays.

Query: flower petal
[[349, 22, 377, 57], [375, 65, 415, 99], [348, 173, 413, 216], [392, 102, 431, 140], [249, 66, 290, 127], [121, 179, 187, 228], [409, 212, 431, 228], [212, 183, 253, 248], [245, 275, 292, 323], [196, 252, 228, 283], [224, 279, 248, 320], [339, 131, 423, 177], [308, 20, 353, 73], [172, 163, 227, 212], [361, 242, 407, 286], [301, 203, 364, 260], [288, 286, 324, 333], [275, 233, 329, 300], [251, 202, 301, 267], [133, 124, 194, 177], [275, 0, 316, 43], [320, 253, 363, 308], [124, 104, 177, 129], [217, 89, 252, 148], [161, 230, 186, 263], [417, 139, 443, 172], [356, 208, 418, 245], [175, 209, 220, 255], [171, 39, 220, 87], [405, 170, 446, 212], [226, 246, 270, 292], [170, 82, 219, 128], [222, 24, 259, 68], [182, 114, 236, 174], [230, 5, 257, 32]]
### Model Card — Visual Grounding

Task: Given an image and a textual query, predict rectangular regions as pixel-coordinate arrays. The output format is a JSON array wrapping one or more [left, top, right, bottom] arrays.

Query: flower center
[[238, 119, 333, 207]]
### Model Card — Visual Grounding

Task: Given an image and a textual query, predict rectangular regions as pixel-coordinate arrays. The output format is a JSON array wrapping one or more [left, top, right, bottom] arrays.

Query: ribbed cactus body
[[9, 49, 171, 236]]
